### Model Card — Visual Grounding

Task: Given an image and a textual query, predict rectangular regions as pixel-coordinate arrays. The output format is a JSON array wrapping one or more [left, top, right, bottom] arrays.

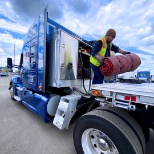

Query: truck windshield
[[137, 72, 150, 78]]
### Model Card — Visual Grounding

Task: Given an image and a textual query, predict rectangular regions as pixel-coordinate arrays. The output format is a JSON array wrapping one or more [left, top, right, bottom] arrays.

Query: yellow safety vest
[[90, 37, 107, 66]]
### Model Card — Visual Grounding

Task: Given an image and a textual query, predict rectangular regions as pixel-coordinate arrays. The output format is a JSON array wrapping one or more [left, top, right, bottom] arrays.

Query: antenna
[[14, 44, 16, 66]]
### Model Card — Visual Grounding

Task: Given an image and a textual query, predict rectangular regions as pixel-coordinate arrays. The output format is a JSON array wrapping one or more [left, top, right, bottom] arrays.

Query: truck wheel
[[9, 83, 16, 101], [95, 106, 146, 151], [73, 110, 145, 154], [141, 126, 150, 143], [98, 106, 148, 144]]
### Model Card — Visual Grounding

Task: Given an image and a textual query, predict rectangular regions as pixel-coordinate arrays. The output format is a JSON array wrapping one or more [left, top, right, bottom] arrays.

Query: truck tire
[[95, 106, 146, 152], [98, 106, 149, 143], [141, 126, 150, 143], [73, 109, 145, 154], [10, 83, 16, 101]]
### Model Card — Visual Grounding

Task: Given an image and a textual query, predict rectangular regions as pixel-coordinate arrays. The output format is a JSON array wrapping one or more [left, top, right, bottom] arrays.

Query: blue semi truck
[[8, 7, 154, 154], [137, 71, 151, 83]]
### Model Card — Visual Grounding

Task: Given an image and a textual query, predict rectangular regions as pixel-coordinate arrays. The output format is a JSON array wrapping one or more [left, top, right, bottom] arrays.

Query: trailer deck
[[91, 82, 154, 107]]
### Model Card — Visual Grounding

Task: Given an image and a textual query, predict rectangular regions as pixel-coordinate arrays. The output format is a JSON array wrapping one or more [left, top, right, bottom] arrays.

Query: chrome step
[[14, 96, 21, 101], [16, 87, 24, 91]]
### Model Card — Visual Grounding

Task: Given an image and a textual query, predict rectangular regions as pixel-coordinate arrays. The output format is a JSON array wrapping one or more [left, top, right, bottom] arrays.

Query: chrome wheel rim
[[82, 128, 119, 154], [10, 87, 14, 98]]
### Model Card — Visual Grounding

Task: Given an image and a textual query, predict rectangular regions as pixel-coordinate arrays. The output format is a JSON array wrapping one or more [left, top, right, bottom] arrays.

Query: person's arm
[[91, 40, 102, 57], [118, 48, 126, 54], [111, 44, 131, 54], [118, 48, 131, 54], [111, 44, 120, 53], [91, 40, 104, 64]]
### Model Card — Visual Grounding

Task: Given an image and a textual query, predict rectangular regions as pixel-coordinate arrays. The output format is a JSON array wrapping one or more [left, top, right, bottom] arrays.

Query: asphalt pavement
[[0, 76, 153, 154]]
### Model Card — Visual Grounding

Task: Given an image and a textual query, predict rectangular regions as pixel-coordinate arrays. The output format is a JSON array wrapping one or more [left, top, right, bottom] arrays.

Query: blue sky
[[0, 0, 154, 73]]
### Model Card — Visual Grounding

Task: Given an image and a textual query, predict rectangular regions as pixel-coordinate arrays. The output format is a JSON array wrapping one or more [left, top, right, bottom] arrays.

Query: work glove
[[122, 51, 131, 55], [95, 55, 104, 65]]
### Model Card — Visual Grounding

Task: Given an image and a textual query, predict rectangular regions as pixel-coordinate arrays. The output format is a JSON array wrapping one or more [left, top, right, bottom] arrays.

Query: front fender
[[9, 75, 22, 85]]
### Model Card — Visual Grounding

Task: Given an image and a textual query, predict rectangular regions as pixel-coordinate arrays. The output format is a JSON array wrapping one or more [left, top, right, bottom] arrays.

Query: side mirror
[[7, 58, 12, 68]]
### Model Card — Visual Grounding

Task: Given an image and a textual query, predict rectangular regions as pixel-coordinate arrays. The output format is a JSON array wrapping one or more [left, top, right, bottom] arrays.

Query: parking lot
[[0, 76, 154, 154]]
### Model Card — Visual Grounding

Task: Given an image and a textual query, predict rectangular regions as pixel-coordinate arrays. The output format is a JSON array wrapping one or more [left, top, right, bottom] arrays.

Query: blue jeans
[[90, 64, 104, 84]]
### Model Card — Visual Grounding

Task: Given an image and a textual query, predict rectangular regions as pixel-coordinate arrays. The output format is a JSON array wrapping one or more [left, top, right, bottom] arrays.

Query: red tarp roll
[[127, 54, 141, 71], [100, 53, 141, 76], [116, 55, 133, 74]]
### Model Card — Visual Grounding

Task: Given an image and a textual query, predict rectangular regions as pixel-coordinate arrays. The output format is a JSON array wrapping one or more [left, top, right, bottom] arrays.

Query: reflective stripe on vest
[[90, 37, 107, 67]]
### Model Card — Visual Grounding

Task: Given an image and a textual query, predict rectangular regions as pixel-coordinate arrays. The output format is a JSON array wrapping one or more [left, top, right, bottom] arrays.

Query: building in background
[[0, 66, 5, 73]]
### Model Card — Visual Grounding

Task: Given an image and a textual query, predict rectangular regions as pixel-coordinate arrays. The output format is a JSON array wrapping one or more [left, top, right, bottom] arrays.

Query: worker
[[90, 28, 130, 84]]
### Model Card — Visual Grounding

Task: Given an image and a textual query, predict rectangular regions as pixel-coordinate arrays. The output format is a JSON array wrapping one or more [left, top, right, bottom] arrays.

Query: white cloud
[[0, 33, 23, 66], [0, 0, 153, 73], [0, 19, 28, 34], [136, 52, 154, 71]]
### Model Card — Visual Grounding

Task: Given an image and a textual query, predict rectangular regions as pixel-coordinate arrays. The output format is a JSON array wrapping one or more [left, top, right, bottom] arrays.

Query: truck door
[[21, 7, 47, 91], [22, 42, 38, 90]]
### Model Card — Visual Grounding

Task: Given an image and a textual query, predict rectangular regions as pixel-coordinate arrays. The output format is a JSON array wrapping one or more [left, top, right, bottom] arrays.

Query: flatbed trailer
[[91, 82, 154, 109]]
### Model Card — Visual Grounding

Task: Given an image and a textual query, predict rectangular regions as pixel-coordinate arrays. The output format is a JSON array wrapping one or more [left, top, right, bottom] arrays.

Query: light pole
[[14, 43, 16, 66]]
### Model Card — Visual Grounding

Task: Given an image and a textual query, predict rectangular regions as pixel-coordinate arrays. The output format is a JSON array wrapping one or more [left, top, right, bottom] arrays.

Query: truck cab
[[20, 8, 92, 92], [137, 71, 151, 83], [8, 7, 94, 124]]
